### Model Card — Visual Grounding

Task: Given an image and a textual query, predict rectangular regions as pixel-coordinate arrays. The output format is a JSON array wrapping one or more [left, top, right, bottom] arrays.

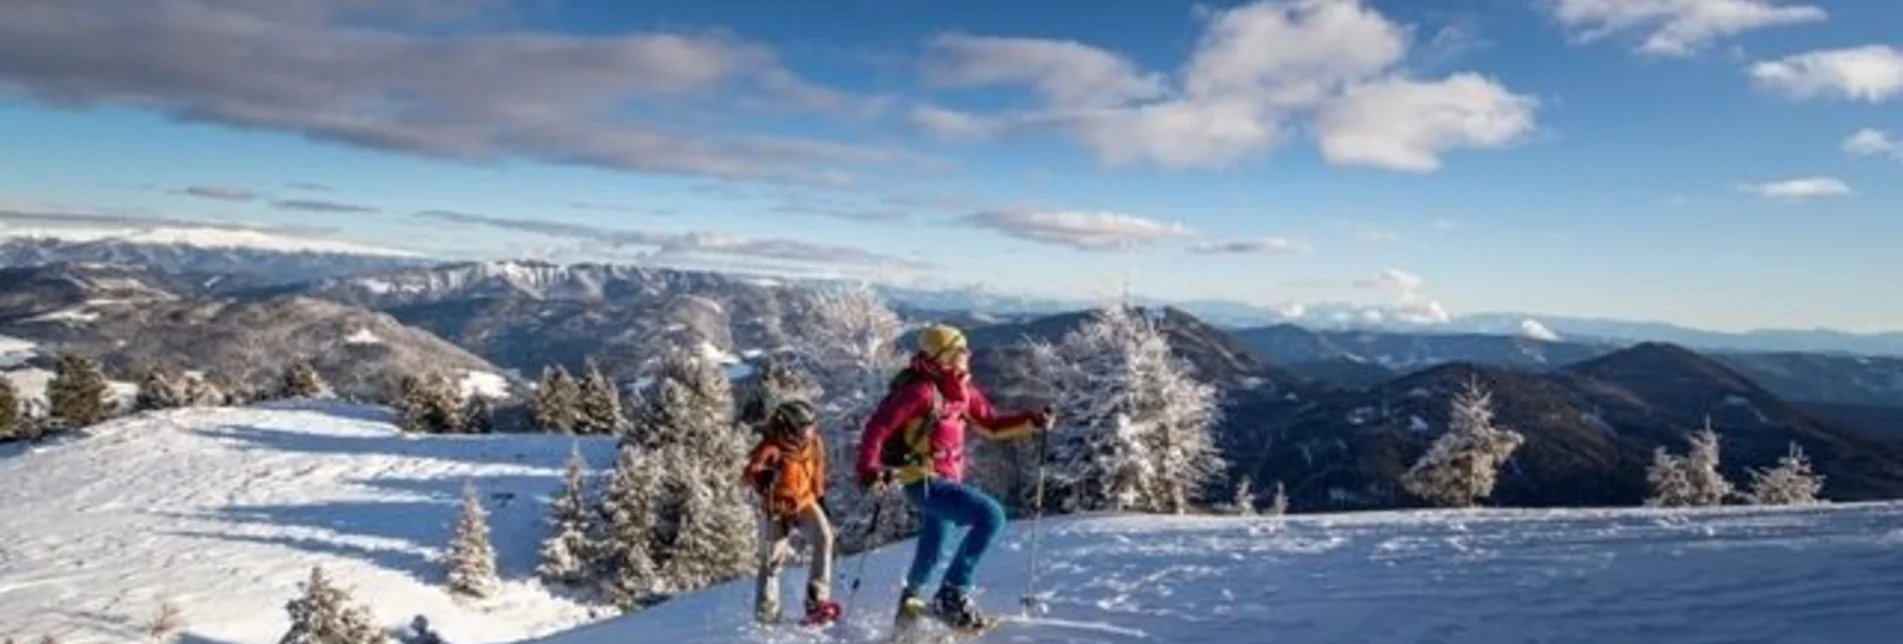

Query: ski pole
[[842, 481, 889, 620], [1019, 423, 1050, 615]]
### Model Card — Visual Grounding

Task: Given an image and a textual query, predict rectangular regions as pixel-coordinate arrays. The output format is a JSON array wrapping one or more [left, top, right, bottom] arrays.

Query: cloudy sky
[[0, 0, 1896, 332]]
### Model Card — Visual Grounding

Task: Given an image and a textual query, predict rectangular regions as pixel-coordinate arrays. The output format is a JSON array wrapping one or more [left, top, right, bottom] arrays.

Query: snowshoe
[[930, 586, 998, 632]]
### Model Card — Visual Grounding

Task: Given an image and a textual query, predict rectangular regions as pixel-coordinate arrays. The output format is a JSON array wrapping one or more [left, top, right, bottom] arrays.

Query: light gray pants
[[754, 502, 835, 622]]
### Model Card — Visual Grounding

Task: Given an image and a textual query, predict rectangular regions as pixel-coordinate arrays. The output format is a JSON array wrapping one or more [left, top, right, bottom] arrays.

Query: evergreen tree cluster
[[278, 565, 386, 644], [534, 361, 625, 435], [393, 373, 491, 434], [279, 361, 333, 400], [1024, 305, 1224, 515], [532, 350, 758, 611], [135, 367, 226, 411], [48, 351, 112, 430], [1646, 421, 1825, 507]]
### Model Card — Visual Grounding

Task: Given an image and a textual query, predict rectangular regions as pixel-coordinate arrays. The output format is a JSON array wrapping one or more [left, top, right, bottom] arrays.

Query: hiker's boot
[[803, 588, 841, 626], [931, 586, 991, 631], [894, 586, 927, 627]]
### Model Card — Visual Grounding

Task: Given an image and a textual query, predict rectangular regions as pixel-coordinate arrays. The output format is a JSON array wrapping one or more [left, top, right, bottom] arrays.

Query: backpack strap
[[878, 368, 943, 479]]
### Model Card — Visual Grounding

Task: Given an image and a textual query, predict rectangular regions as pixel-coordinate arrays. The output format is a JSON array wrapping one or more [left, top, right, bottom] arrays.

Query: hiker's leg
[[903, 480, 953, 591], [799, 503, 835, 604], [935, 481, 1007, 592], [754, 512, 790, 621]]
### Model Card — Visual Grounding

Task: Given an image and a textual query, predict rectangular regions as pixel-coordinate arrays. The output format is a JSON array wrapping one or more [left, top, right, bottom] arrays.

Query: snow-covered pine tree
[[395, 375, 432, 433], [787, 285, 909, 552], [462, 395, 494, 434], [1268, 480, 1288, 516], [444, 480, 499, 599], [597, 443, 665, 608], [280, 361, 331, 399], [1232, 475, 1256, 516], [135, 368, 187, 411], [734, 355, 823, 432], [1644, 446, 1695, 507], [1744, 442, 1826, 505], [1683, 420, 1733, 506], [628, 349, 756, 595], [1025, 305, 1223, 515], [47, 351, 110, 429], [278, 565, 386, 644], [0, 377, 20, 440], [1398, 377, 1526, 508], [576, 359, 626, 435], [534, 365, 579, 434], [181, 372, 223, 407], [538, 442, 595, 587]]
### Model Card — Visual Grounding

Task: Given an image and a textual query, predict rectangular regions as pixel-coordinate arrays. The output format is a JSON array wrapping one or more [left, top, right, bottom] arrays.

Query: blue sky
[[0, 0, 1897, 332]]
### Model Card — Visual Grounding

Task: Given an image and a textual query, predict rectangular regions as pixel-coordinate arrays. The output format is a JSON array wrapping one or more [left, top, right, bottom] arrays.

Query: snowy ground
[[0, 401, 618, 643], [526, 502, 1903, 644]]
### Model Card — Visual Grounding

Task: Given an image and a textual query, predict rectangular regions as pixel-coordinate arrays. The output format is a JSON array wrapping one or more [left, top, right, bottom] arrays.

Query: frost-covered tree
[[461, 395, 494, 434], [48, 351, 111, 429], [1268, 480, 1288, 517], [1682, 421, 1733, 506], [576, 359, 626, 435], [786, 285, 909, 551], [1645, 447, 1695, 507], [1648, 420, 1734, 507], [135, 368, 189, 411], [1232, 476, 1256, 516], [735, 355, 823, 432], [280, 361, 331, 399], [597, 443, 665, 608], [1399, 378, 1525, 508], [1744, 442, 1826, 506], [538, 442, 595, 586], [395, 374, 465, 434], [0, 377, 21, 440], [279, 565, 386, 644], [658, 445, 756, 591], [444, 480, 499, 599], [631, 350, 756, 594], [1025, 305, 1223, 515], [534, 365, 579, 434], [180, 373, 224, 407]]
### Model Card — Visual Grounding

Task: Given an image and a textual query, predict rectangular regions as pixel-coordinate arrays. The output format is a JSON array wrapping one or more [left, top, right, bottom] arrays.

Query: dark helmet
[[768, 400, 817, 435]]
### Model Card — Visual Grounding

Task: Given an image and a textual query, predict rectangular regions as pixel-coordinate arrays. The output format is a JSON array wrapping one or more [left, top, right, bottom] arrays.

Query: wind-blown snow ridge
[[0, 401, 616, 643], [526, 503, 1903, 643]]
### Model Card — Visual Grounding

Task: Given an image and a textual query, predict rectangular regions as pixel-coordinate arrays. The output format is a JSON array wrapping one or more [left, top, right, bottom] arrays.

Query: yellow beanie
[[916, 324, 966, 357]]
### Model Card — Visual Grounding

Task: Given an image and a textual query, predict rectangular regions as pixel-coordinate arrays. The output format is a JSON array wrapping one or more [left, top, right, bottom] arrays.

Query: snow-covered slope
[[0, 401, 618, 643], [527, 503, 1903, 644]]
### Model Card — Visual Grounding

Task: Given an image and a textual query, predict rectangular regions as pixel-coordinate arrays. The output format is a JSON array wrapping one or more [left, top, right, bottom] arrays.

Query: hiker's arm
[[742, 442, 778, 488], [855, 383, 928, 482], [965, 386, 1038, 442]]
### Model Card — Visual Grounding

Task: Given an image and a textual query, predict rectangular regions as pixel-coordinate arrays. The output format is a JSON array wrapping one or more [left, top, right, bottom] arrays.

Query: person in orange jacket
[[741, 400, 840, 626]]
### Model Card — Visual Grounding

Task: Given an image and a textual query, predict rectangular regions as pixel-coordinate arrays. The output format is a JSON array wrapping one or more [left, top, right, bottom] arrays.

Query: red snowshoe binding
[[803, 598, 842, 626]]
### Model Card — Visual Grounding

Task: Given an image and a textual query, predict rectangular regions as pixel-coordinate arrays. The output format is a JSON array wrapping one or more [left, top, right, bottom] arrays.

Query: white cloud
[[961, 209, 1195, 251], [921, 33, 1167, 108], [909, 104, 1003, 142], [1842, 128, 1900, 158], [1366, 268, 1425, 292], [1190, 237, 1308, 256], [1739, 176, 1852, 201], [1520, 319, 1563, 342], [1353, 267, 1450, 324], [1749, 45, 1903, 102], [1314, 73, 1538, 172], [912, 0, 1538, 172], [1545, 0, 1826, 57]]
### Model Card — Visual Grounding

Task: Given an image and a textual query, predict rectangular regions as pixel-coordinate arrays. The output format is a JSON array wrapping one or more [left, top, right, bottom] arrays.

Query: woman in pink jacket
[[855, 323, 1052, 631]]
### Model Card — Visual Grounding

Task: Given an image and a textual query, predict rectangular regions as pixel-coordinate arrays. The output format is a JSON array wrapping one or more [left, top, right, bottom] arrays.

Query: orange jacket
[[742, 430, 826, 518]]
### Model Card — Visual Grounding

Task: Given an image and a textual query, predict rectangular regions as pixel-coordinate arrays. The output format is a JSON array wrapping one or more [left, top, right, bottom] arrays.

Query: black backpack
[[878, 368, 944, 471]]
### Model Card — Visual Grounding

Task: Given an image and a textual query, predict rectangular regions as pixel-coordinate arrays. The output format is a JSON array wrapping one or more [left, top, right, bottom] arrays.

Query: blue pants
[[902, 478, 1007, 593]]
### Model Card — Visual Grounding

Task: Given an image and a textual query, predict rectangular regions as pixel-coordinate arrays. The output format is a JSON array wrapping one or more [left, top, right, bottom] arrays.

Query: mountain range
[[1, 233, 1900, 511]]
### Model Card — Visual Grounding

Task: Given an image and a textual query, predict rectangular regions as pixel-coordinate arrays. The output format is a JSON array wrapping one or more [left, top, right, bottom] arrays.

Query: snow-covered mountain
[[527, 502, 1903, 643], [0, 401, 614, 643], [0, 263, 520, 403], [0, 232, 433, 290]]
